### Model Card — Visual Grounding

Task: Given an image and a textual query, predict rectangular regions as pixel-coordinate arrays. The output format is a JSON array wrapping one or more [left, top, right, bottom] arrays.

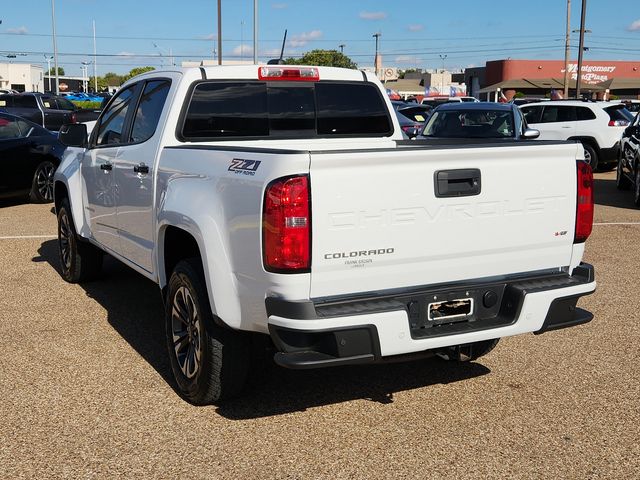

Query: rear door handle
[[133, 163, 149, 174], [434, 169, 481, 198], [100, 163, 113, 171]]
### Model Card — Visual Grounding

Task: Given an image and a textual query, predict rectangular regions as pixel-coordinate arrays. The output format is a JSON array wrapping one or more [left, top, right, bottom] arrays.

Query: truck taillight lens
[[263, 175, 311, 272], [70, 112, 77, 124], [575, 161, 594, 243]]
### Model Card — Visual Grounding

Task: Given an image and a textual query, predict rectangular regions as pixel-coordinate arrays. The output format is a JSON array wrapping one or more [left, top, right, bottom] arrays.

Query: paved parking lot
[[1, 171, 639, 479]]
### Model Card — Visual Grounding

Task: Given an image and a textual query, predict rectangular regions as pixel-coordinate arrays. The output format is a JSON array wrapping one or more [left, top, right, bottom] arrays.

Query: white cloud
[[408, 24, 424, 32], [201, 33, 216, 41], [288, 30, 322, 48], [628, 19, 640, 31], [359, 11, 387, 21], [395, 55, 420, 64], [232, 44, 254, 56], [272, 3, 288, 9], [7, 26, 28, 35]]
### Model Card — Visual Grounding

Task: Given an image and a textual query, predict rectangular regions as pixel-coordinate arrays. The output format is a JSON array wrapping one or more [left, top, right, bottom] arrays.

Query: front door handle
[[133, 163, 149, 174], [100, 163, 113, 171]]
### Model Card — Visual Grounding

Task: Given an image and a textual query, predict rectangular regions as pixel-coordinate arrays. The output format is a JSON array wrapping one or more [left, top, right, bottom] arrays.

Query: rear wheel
[[616, 154, 631, 190], [30, 160, 56, 203], [165, 258, 250, 405], [634, 168, 640, 207], [582, 144, 598, 172], [57, 198, 103, 282]]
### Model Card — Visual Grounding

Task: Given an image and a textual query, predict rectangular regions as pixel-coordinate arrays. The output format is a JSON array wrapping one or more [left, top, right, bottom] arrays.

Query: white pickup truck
[[54, 65, 596, 405]]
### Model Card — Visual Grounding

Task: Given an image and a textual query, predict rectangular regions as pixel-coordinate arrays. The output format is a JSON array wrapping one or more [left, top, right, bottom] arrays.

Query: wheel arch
[[567, 136, 600, 152]]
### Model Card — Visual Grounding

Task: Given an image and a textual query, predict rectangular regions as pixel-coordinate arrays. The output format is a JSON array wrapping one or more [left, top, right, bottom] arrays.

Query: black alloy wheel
[[634, 168, 640, 207], [30, 161, 56, 203]]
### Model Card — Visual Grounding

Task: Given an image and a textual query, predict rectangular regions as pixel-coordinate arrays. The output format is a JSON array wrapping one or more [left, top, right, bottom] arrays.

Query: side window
[[95, 85, 138, 146], [130, 80, 171, 144], [53, 97, 76, 111], [0, 95, 14, 107], [13, 96, 38, 109], [576, 107, 596, 121], [0, 115, 24, 140], [542, 106, 575, 123], [521, 106, 542, 124]]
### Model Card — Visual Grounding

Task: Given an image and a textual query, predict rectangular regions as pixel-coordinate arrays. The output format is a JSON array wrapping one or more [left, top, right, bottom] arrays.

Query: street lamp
[[44, 55, 53, 92], [372, 33, 381, 77], [439, 54, 447, 94], [81, 61, 91, 92]]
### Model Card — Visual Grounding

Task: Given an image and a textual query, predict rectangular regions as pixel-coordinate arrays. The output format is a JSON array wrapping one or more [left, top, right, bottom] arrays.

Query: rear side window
[[605, 106, 634, 123], [13, 96, 38, 108], [53, 97, 76, 111], [541, 106, 575, 123], [130, 80, 171, 143], [181, 81, 392, 139], [521, 106, 543, 124], [576, 107, 596, 121]]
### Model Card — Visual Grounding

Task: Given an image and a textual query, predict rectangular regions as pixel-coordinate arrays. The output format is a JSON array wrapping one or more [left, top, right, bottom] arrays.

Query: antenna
[[267, 29, 288, 65]]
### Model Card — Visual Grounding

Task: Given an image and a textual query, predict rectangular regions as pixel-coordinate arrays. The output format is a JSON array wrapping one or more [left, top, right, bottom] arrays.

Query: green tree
[[47, 67, 65, 75], [285, 50, 357, 69], [123, 66, 156, 81]]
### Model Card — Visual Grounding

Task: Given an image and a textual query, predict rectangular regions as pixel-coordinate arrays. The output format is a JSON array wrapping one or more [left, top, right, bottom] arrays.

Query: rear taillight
[[608, 120, 629, 127], [575, 161, 594, 243], [70, 112, 77, 123], [263, 175, 311, 272]]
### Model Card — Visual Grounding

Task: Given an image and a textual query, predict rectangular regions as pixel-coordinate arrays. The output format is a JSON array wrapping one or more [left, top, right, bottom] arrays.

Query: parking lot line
[[0, 235, 57, 240], [593, 222, 640, 226]]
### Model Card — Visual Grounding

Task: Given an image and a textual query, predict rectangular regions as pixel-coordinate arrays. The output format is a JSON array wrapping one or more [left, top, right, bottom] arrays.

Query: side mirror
[[522, 128, 540, 140], [59, 123, 88, 148]]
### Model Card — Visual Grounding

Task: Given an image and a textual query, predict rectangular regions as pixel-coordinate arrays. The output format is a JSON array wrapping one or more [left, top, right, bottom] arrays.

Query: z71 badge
[[228, 159, 261, 176]]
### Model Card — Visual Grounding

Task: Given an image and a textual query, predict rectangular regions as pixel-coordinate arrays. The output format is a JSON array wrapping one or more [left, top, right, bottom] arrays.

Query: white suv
[[520, 100, 633, 170]]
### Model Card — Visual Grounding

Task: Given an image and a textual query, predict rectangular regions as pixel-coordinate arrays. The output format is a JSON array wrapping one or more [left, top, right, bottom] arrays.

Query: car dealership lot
[[1, 171, 639, 479]]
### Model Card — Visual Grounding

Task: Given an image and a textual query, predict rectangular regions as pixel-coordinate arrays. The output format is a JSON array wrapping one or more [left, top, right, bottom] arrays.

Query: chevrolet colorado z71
[[54, 65, 596, 405]]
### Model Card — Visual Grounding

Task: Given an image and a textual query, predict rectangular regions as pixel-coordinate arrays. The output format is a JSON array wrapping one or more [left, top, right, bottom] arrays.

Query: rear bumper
[[267, 264, 596, 369]]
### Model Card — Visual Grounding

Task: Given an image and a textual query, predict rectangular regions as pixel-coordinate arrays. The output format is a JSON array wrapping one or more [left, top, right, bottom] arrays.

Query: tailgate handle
[[434, 169, 481, 198]]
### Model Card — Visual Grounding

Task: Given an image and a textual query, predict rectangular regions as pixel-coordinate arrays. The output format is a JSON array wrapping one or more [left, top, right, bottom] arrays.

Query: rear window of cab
[[179, 81, 393, 140]]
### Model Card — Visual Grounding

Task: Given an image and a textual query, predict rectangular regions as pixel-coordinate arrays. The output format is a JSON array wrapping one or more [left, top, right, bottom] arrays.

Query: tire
[[29, 160, 56, 203], [165, 258, 250, 405], [57, 198, 103, 283], [439, 339, 500, 362], [616, 153, 631, 190], [634, 167, 640, 207], [582, 144, 598, 172]]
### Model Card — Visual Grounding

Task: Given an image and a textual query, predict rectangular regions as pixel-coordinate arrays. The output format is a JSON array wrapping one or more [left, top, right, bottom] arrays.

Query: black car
[[0, 112, 65, 203], [417, 102, 539, 141], [0, 93, 77, 131], [391, 101, 432, 139], [617, 111, 640, 204]]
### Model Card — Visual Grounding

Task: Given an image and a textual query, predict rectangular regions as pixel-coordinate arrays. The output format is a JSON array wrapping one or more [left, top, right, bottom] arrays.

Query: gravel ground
[[1, 171, 639, 479]]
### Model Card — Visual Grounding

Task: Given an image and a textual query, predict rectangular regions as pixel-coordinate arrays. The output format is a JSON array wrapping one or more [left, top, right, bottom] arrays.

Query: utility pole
[[44, 55, 52, 92], [563, 0, 571, 99], [217, 0, 222, 65], [339, 44, 345, 54], [372, 33, 381, 77], [439, 54, 447, 94], [253, 0, 258, 64], [241, 20, 245, 63], [51, 0, 60, 95], [576, 0, 587, 99]]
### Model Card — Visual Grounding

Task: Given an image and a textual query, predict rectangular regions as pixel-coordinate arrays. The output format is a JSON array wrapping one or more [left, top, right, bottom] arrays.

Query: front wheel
[[583, 144, 599, 172], [57, 198, 103, 282], [633, 168, 640, 207], [165, 258, 250, 405], [30, 160, 56, 203]]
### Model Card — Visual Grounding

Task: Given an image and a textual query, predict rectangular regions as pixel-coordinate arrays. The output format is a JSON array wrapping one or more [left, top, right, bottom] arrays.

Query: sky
[[1, 0, 639, 77]]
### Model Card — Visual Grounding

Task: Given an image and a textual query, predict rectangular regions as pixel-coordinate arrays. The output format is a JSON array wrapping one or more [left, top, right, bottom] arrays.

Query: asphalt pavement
[[1, 171, 638, 479]]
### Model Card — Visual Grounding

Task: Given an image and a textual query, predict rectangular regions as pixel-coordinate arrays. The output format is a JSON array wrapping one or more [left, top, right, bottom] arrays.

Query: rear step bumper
[[267, 263, 596, 369]]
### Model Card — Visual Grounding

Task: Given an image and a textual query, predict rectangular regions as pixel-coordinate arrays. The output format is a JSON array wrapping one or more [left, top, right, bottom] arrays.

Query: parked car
[[0, 93, 78, 132], [391, 101, 431, 138], [417, 102, 539, 140], [510, 97, 550, 106], [622, 100, 640, 116], [520, 100, 634, 170], [0, 112, 65, 203], [63, 92, 104, 102], [616, 110, 640, 204], [420, 96, 478, 107]]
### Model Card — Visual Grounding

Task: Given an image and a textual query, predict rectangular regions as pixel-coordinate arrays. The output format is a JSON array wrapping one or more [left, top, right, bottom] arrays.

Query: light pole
[[81, 61, 91, 92], [563, 0, 571, 99], [44, 55, 53, 92], [339, 44, 345, 54], [575, 0, 588, 99], [372, 33, 381, 77], [51, 0, 60, 95], [439, 54, 447, 94]]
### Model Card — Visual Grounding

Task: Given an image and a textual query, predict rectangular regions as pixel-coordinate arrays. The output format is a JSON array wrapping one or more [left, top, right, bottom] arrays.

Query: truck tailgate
[[309, 143, 580, 298]]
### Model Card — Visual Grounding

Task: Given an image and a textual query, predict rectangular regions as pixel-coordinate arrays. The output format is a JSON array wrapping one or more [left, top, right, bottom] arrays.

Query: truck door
[[81, 83, 140, 254], [113, 79, 172, 273]]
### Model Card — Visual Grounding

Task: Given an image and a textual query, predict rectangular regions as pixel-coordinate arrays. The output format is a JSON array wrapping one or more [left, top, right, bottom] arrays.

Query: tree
[[123, 66, 156, 81], [285, 50, 357, 69], [47, 67, 65, 76]]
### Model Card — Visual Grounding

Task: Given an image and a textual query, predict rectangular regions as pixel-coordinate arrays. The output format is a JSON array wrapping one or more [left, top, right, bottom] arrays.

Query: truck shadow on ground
[[593, 177, 638, 210], [36, 239, 490, 419]]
